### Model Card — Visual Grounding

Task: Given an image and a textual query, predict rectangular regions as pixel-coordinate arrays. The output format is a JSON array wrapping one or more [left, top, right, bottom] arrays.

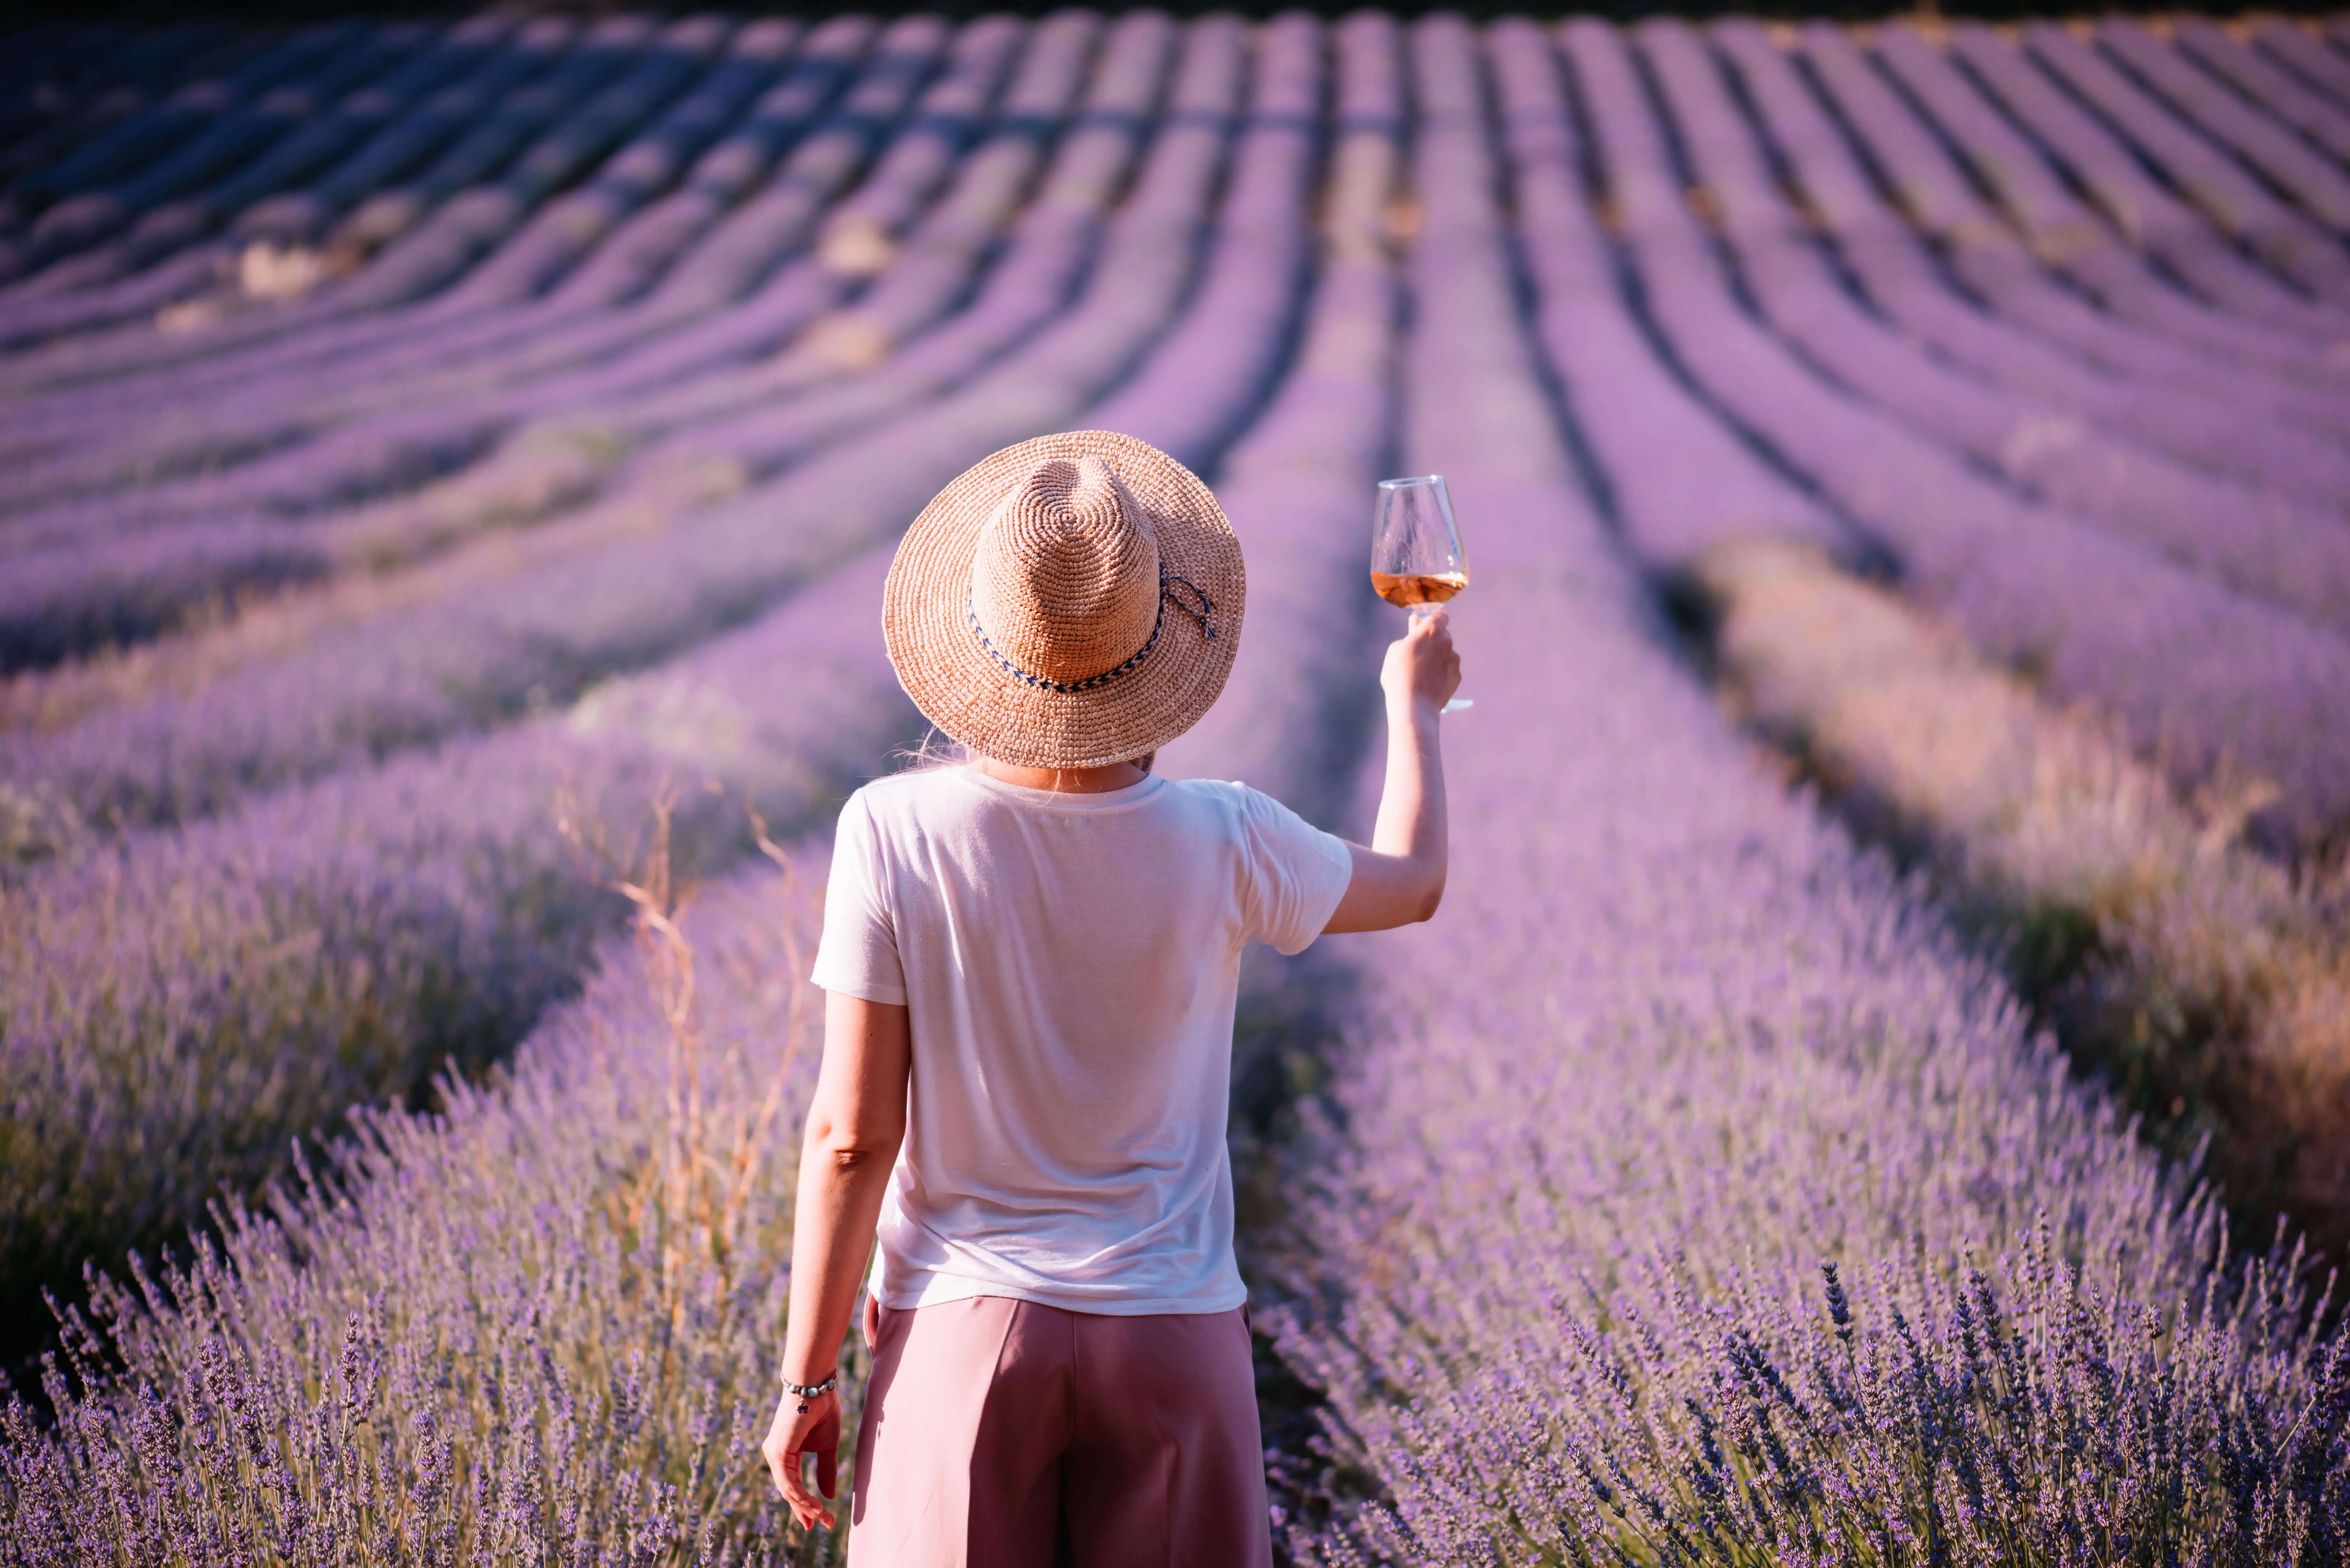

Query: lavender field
[[0, 8, 2346, 1561]]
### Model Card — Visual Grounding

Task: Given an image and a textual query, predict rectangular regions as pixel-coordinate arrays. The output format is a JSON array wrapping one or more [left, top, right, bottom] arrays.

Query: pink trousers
[[851, 1296, 1275, 1568]]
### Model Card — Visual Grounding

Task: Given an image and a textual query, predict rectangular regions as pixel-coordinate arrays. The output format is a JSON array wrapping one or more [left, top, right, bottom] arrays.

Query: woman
[[762, 431, 1458, 1563]]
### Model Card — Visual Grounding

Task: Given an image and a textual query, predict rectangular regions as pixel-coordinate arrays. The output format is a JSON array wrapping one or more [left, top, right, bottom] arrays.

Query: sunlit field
[[0, 10, 2346, 1561]]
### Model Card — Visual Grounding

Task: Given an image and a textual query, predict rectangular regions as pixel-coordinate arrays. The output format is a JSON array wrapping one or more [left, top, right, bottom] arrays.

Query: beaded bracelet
[[781, 1373, 839, 1414]]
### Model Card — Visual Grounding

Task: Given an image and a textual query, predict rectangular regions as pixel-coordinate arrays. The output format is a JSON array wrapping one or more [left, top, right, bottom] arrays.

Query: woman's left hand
[[762, 1387, 843, 1530]]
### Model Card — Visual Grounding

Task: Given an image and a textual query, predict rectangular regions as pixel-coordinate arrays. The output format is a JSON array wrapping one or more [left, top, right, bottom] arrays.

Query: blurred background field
[[0, 7, 2346, 1562]]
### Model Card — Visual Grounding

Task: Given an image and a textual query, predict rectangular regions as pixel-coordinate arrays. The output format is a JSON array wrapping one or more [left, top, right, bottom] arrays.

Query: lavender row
[[0, 12, 926, 455], [0, 18, 1366, 1545], [0, 536, 917, 1341], [0, 14, 972, 657], [0, 26, 251, 202], [285, 11, 1024, 425], [2098, 22, 2350, 238], [401, 19, 797, 315], [0, 10, 886, 447], [9, 11, 2340, 691], [0, 20, 566, 347], [0, 17, 1050, 664], [102, 9, 971, 431], [206, 12, 976, 502], [20, 10, 2337, 672], [1944, 23, 2347, 339], [2261, 22, 2350, 106], [5, 17, 519, 319], [454, 9, 1151, 523], [1492, 19, 1848, 570], [1791, 23, 2350, 431], [0, 14, 1261, 841], [543, 1, 1304, 707], [1711, 22, 2350, 501], [346, 10, 979, 445], [260, 6, 1112, 568], [0, 0, 1259, 677], [0, 14, 1025, 571], [57, 12, 814, 412], [8, 22, 374, 211], [1868, 24, 2344, 382], [1155, 9, 1403, 817], [2, 21, 423, 292], [4, 22, 368, 270], [2175, 19, 2350, 171], [5, 851, 850, 1560], [1554, 18, 2350, 846], [0, 17, 683, 396], [1642, 22, 2350, 645], [2021, 22, 2350, 309], [0, 17, 2339, 1549], [0, 15, 752, 481], [559, 12, 1208, 522], [1272, 21, 2346, 1560], [5, 8, 838, 415], [0, 14, 1321, 1316]]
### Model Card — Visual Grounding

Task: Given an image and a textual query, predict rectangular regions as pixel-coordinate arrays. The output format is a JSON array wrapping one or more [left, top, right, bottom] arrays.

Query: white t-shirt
[[810, 765, 1353, 1315]]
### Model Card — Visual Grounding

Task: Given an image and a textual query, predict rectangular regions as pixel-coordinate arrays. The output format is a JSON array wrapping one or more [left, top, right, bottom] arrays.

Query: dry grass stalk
[[558, 786, 817, 1353]]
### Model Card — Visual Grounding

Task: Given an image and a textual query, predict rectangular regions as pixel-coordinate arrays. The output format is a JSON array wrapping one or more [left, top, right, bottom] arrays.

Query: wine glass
[[1371, 474, 1472, 712]]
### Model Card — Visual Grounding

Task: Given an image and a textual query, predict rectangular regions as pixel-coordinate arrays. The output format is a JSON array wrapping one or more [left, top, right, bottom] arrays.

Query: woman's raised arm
[[1325, 610, 1460, 934]]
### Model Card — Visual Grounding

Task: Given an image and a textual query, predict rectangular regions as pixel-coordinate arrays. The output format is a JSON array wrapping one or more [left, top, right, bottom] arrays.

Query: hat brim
[[884, 431, 1245, 770]]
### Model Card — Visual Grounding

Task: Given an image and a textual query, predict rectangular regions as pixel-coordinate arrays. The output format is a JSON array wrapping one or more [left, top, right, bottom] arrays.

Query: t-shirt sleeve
[[810, 791, 908, 1005], [1230, 784, 1356, 956]]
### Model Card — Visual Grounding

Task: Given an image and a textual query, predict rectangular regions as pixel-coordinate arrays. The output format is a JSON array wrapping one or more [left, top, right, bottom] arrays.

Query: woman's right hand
[[762, 1385, 844, 1530], [1382, 609, 1462, 714]]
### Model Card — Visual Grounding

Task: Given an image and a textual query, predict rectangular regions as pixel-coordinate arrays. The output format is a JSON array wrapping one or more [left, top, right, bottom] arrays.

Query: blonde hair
[[894, 728, 1154, 781]]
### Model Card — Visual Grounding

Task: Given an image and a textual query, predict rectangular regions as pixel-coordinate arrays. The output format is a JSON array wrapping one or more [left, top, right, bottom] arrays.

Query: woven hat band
[[968, 456, 1160, 686]]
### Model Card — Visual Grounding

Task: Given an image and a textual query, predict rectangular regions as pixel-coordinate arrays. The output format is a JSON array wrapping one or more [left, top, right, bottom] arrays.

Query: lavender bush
[[1708, 22, 2350, 507], [0, 18, 672, 395], [0, 10, 1325, 1348], [1787, 24, 2350, 436], [2175, 20, 2350, 172], [1552, 16, 2350, 846], [1942, 22, 2342, 338], [1638, 20, 2350, 638], [2097, 22, 2350, 242], [2, 842, 852, 1562], [1865, 23, 2339, 385], [0, 15, 2344, 1562], [1698, 536, 2350, 1249], [0, 544, 920, 1334], [1264, 22, 2348, 1562], [2021, 22, 2350, 307], [0, 12, 1274, 847]]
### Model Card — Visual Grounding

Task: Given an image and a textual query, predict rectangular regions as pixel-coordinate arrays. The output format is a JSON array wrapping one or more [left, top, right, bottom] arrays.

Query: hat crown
[[969, 456, 1162, 686]]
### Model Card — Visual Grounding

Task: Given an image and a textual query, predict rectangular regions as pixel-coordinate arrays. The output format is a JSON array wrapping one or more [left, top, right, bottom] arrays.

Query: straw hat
[[884, 431, 1245, 769]]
